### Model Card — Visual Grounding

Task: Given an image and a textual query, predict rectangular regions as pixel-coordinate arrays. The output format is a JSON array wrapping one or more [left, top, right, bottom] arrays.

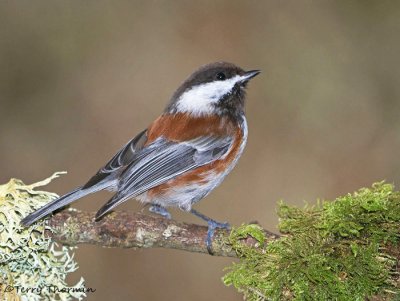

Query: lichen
[[0, 172, 86, 301], [223, 182, 400, 301]]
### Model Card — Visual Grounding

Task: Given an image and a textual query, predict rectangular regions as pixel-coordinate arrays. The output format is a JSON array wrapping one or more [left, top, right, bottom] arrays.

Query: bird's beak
[[239, 70, 261, 84]]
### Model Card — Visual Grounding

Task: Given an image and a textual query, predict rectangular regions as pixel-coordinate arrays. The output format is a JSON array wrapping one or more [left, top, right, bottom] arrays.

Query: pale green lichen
[[0, 172, 86, 301], [223, 182, 400, 301]]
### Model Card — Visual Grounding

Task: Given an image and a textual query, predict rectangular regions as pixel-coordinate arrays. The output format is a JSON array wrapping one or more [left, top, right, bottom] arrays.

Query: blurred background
[[1, 1, 400, 300]]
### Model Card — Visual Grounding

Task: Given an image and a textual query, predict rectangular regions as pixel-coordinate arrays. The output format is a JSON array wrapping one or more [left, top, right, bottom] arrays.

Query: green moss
[[0, 173, 86, 301], [223, 182, 400, 301]]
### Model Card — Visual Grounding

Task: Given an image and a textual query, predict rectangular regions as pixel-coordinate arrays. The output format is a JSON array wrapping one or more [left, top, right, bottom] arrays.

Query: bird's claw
[[205, 220, 230, 255], [149, 204, 172, 219]]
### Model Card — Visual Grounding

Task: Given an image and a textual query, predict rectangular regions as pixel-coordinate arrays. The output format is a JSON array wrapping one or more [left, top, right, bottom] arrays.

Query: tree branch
[[46, 210, 279, 257]]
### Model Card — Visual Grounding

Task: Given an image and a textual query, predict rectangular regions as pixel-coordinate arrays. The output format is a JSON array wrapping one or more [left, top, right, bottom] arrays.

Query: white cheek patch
[[176, 75, 243, 116]]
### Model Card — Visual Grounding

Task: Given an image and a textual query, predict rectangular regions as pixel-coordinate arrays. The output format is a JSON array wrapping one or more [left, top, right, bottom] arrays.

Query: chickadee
[[21, 62, 260, 253]]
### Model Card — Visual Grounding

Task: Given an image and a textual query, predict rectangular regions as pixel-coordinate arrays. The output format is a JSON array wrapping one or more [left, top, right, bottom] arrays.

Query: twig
[[46, 210, 279, 257]]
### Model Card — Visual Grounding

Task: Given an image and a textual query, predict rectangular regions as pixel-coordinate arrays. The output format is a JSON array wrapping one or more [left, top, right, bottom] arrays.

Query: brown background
[[1, 1, 400, 300]]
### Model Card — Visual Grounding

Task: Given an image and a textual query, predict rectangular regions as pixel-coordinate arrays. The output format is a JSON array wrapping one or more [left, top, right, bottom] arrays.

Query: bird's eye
[[216, 72, 226, 81]]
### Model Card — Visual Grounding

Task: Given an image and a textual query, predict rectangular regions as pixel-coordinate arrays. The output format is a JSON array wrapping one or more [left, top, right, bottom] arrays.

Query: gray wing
[[82, 129, 147, 189], [95, 135, 233, 219]]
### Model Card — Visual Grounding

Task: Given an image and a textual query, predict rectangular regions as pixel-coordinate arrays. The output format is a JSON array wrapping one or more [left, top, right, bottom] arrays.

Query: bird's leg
[[149, 204, 172, 219], [190, 209, 230, 255]]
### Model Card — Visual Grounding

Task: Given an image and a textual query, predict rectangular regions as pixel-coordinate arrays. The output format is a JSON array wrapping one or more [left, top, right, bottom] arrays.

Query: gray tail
[[21, 181, 111, 227]]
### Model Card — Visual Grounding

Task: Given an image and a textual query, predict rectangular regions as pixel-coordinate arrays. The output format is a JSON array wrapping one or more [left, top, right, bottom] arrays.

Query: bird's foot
[[190, 209, 230, 255], [149, 204, 171, 219], [205, 219, 230, 255]]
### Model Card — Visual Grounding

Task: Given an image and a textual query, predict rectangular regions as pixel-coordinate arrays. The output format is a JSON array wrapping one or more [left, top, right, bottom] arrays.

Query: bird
[[21, 61, 260, 253]]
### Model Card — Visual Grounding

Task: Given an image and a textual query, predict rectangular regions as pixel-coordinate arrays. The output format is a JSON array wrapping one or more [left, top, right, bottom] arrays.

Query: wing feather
[[95, 135, 233, 219], [82, 129, 147, 189], [122, 136, 232, 193]]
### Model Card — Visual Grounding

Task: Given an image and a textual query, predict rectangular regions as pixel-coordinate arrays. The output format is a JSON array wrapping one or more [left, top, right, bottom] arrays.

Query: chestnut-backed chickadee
[[21, 62, 260, 253]]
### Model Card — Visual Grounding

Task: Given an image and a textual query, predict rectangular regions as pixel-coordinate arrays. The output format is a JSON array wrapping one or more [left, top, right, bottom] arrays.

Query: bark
[[46, 210, 279, 257]]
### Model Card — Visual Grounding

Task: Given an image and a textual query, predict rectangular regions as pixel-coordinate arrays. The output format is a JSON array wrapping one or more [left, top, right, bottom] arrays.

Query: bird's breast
[[144, 114, 248, 207], [145, 113, 239, 143]]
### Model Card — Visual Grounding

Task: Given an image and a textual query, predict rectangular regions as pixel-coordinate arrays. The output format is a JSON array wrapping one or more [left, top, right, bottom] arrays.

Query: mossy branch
[[223, 182, 400, 301], [45, 210, 279, 257], [1, 174, 399, 301]]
